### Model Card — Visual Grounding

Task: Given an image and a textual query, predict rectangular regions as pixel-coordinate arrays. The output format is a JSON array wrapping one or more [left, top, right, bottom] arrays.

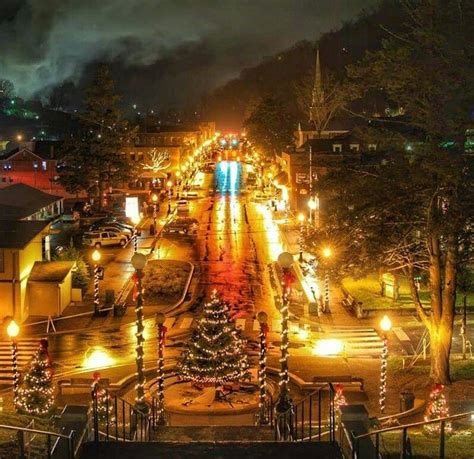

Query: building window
[[9, 177, 13, 182], [42, 160, 47, 170], [350, 144, 360, 152], [332, 144, 342, 153], [33, 162, 39, 170], [368, 144, 377, 152], [137, 152, 144, 162], [1, 177, 5, 183], [130, 153, 136, 161]]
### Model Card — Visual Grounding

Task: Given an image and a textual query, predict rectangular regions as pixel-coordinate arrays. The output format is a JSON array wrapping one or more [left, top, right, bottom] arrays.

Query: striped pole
[[257, 312, 268, 425], [156, 313, 166, 425], [133, 227, 138, 253], [11, 340, 19, 407], [379, 335, 388, 413], [94, 264, 100, 315], [324, 272, 330, 312]]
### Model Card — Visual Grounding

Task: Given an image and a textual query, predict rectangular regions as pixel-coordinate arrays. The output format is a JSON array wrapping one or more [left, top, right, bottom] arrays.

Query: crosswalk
[[324, 326, 384, 357], [164, 317, 384, 356], [0, 338, 39, 385]]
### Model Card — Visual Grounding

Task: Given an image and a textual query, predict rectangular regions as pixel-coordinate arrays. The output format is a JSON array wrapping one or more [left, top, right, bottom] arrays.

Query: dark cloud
[[0, 0, 378, 107]]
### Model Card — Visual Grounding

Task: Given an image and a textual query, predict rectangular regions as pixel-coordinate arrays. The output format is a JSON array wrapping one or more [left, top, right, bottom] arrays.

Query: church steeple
[[310, 47, 324, 122]]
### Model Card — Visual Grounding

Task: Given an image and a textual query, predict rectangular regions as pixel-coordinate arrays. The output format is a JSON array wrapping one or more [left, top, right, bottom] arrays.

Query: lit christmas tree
[[423, 383, 452, 436], [334, 384, 348, 412], [16, 339, 55, 416], [179, 290, 250, 386], [91, 371, 114, 423]]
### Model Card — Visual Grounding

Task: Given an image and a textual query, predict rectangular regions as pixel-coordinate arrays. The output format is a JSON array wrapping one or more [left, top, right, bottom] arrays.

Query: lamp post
[[166, 180, 173, 215], [131, 215, 140, 253], [175, 171, 181, 199], [379, 314, 392, 414], [92, 249, 101, 315], [275, 252, 294, 440], [297, 213, 305, 263], [257, 311, 269, 425], [7, 320, 19, 406], [151, 194, 158, 235], [131, 252, 148, 413], [156, 312, 167, 425], [322, 247, 332, 313]]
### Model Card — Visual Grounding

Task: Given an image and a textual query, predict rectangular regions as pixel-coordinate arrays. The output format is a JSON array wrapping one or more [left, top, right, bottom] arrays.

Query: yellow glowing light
[[312, 339, 344, 356], [308, 198, 318, 210], [92, 249, 101, 262], [297, 213, 305, 223], [322, 247, 332, 258], [152, 193, 158, 202], [7, 320, 19, 338], [83, 348, 115, 369], [297, 329, 310, 340], [16, 134, 23, 142], [131, 215, 141, 225], [166, 180, 173, 188], [380, 315, 392, 332], [267, 172, 273, 180]]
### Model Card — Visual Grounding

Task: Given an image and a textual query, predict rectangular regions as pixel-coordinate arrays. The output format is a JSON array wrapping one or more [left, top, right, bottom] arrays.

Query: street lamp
[[379, 314, 392, 414], [7, 320, 19, 406], [156, 312, 167, 425], [131, 215, 141, 252], [297, 213, 305, 263], [275, 252, 294, 440], [152, 194, 158, 235], [322, 247, 332, 313], [131, 252, 148, 413], [257, 311, 269, 425], [166, 180, 173, 215], [92, 249, 101, 315]]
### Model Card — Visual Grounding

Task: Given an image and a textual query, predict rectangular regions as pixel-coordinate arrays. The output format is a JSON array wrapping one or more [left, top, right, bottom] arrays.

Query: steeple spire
[[310, 47, 324, 122]]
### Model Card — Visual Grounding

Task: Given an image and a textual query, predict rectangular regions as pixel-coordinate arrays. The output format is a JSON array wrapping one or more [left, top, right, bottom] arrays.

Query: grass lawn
[[143, 260, 192, 305], [343, 273, 474, 311], [379, 426, 474, 459], [0, 412, 52, 457]]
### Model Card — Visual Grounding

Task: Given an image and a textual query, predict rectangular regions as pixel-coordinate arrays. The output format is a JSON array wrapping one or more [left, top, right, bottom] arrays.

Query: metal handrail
[[353, 410, 474, 441], [0, 424, 71, 439]]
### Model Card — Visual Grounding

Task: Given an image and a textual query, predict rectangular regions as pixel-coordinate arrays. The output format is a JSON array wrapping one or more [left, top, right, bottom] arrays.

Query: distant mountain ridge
[[202, 0, 404, 130]]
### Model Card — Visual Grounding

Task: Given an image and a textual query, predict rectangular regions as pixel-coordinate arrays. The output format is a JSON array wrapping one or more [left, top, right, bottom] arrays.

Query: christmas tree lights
[[423, 383, 452, 436], [16, 339, 55, 416], [91, 371, 114, 423], [334, 384, 347, 412], [178, 290, 250, 386]]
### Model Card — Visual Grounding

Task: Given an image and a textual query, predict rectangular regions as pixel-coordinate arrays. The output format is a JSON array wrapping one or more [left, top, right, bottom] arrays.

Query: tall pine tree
[[179, 291, 250, 386], [59, 65, 137, 209], [16, 339, 55, 417]]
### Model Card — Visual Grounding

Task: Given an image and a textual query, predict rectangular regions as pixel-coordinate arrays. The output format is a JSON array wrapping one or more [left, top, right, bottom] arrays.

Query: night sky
[[0, 0, 378, 109]]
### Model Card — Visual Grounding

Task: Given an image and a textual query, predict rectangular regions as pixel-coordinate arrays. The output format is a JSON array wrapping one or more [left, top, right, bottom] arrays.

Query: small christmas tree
[[16, 339, 55, 416], [91, 371, 114, 423], [334, 384, 348, 412], [179, 290, 250, 386], [423, 383, 452, 436]]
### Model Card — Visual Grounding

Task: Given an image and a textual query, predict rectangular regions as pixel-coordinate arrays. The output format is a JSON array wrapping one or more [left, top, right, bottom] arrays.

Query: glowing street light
[[7, 320, 20, 405], [152, 194, 158, 234], [92, 249, 101, 315], [379, 315, 392, 413], [297, 213, 305, 263]]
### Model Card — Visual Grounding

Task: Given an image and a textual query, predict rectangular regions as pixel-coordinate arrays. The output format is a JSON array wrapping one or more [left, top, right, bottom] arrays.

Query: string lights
[[178, 290, 250, 386], [379, 315, 392, 414], [156, 312, 167, 425], [257, 311, 269, 424], [424, 384, 452, 436], [16, 339, 55, 416]]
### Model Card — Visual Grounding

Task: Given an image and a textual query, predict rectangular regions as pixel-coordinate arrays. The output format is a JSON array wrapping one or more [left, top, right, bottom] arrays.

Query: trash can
[[105, 289, 115, 307], [400, 391, 415, 412]]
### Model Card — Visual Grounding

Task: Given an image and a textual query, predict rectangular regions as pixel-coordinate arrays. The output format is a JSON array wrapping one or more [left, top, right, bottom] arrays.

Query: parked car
[[82, 231, 128, 248], [176, 200, 190, 214], [97, 225, 132, 239], [89, 219, 133, 232]]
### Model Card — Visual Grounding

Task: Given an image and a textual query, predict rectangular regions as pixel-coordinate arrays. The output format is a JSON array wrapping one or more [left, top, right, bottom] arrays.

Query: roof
[[0, 141, 63, 161], [0, 184, 63, 220], [29, 261, 74, 282], [0, 220, 50, 249]]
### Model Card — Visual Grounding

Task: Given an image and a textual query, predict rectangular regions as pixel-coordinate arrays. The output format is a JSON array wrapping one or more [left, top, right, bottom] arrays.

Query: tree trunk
[[429, 321, 453, 384]]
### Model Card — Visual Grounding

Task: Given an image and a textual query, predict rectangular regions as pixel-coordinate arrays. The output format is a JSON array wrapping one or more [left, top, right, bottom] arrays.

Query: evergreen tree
[[424, 384, 452, 436], [53, 243, 90, 291], [16, 339, 55, 416], [59, 65, 137, 209], [179, 291, 250, 386]]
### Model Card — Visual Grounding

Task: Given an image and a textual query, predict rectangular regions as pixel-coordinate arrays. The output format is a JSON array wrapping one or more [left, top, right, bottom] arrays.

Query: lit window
[[350, 144, 360, 152], [369, 144, 377, 151], [33, 162, 39, 169], [332, 144, 342, 153], [42, 161, 47, 170]]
